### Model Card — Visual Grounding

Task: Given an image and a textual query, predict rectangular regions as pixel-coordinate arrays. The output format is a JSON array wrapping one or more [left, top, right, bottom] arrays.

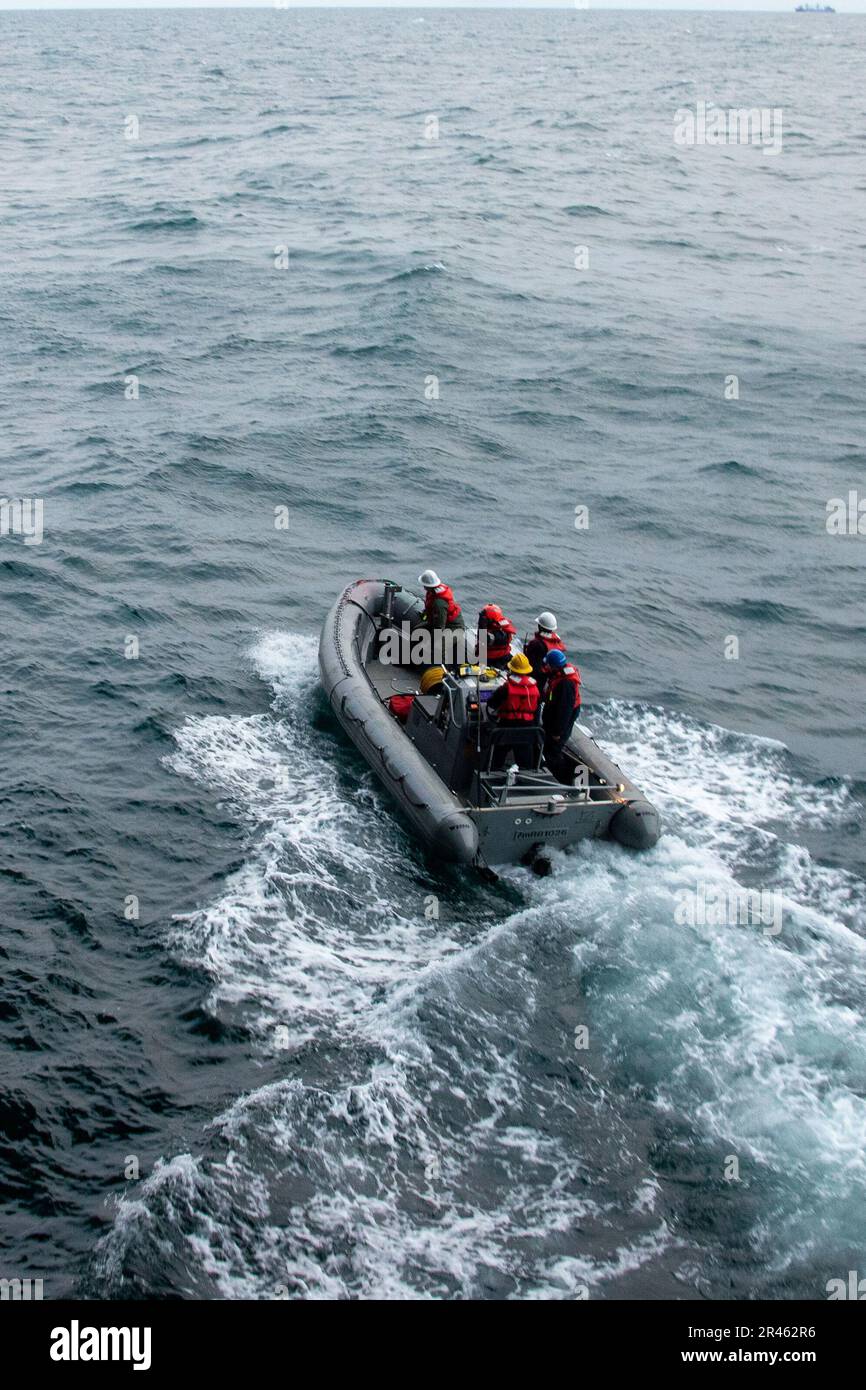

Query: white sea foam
[[94, 631, 866, 1297], [165, 633, 464, 1045]]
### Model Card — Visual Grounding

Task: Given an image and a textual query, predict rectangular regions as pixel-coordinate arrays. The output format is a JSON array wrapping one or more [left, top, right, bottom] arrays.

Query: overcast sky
[[0, 1, 861, 11]]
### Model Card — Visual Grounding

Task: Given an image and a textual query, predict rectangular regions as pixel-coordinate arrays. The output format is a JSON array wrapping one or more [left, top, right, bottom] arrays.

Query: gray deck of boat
[[366, 656, 591, 795], [366, 658, 422, 701]]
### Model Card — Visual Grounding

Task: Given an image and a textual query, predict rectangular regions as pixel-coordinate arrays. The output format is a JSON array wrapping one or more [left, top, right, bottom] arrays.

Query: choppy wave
[[89, 631, 866, 1299], [3, 3, 864, 1302]]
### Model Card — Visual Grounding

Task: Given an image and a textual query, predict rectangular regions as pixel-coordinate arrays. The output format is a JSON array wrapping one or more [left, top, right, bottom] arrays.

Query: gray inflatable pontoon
[[319, 579, 661, 868]]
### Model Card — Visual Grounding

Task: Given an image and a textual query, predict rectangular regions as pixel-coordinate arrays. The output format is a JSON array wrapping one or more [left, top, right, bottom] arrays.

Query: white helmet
[[418, 570, 441, 588], [536, 610, 557, 633]]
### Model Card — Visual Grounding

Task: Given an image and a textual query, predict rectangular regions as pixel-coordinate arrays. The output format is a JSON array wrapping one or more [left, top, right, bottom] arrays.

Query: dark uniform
[[542, 663, 581, 781]]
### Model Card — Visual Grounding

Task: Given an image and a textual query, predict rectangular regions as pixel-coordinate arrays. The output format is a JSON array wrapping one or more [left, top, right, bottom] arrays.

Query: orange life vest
[[480, 617, 516, 660], [424, 583, 462, 624], [498, 674, 540, 722], [547, 664, 581, 703]]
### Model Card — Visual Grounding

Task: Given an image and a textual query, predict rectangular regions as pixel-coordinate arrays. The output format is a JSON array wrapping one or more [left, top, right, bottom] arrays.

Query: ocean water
[[1, 6, 865, 1300]]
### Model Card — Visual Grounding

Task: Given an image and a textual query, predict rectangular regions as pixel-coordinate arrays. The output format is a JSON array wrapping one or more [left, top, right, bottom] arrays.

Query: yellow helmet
[[419, 665, 447, 695], [507, 652, 532, 677]]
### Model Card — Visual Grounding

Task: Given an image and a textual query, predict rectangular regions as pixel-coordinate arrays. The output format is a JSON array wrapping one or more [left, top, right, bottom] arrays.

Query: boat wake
[[90, 631, 866, 1300]]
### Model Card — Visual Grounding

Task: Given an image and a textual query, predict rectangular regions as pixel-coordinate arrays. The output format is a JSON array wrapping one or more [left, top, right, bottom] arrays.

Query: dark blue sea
[[1, 5, 865, 1300]]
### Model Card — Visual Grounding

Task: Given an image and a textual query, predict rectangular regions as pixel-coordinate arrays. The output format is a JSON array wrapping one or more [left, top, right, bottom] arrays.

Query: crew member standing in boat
[[525, 610, 566, 693], [541, 648, 581, 781], [476, 603, 516, 668], [416, 571, 465, 631], [486, 652, 540, 769]]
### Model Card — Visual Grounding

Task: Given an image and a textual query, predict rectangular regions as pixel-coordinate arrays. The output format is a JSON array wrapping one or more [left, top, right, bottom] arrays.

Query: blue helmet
[[542, 648, 567, 670]]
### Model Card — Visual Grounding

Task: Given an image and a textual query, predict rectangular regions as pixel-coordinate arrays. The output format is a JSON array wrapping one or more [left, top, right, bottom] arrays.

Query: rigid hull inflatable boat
[[318, 579, 661, 868]]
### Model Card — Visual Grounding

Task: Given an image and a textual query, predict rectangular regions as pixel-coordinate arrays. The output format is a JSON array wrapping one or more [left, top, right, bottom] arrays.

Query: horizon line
[[0, 2, 857, 10]]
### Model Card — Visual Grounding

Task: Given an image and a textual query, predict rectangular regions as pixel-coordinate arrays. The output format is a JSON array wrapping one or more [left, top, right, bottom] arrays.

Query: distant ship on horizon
[[795, 3, 835, 11]]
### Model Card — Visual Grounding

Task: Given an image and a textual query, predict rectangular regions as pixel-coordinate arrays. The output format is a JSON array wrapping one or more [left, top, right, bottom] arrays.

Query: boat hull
[[319, 580, 480, 863], [319, 579, 661, 866]]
